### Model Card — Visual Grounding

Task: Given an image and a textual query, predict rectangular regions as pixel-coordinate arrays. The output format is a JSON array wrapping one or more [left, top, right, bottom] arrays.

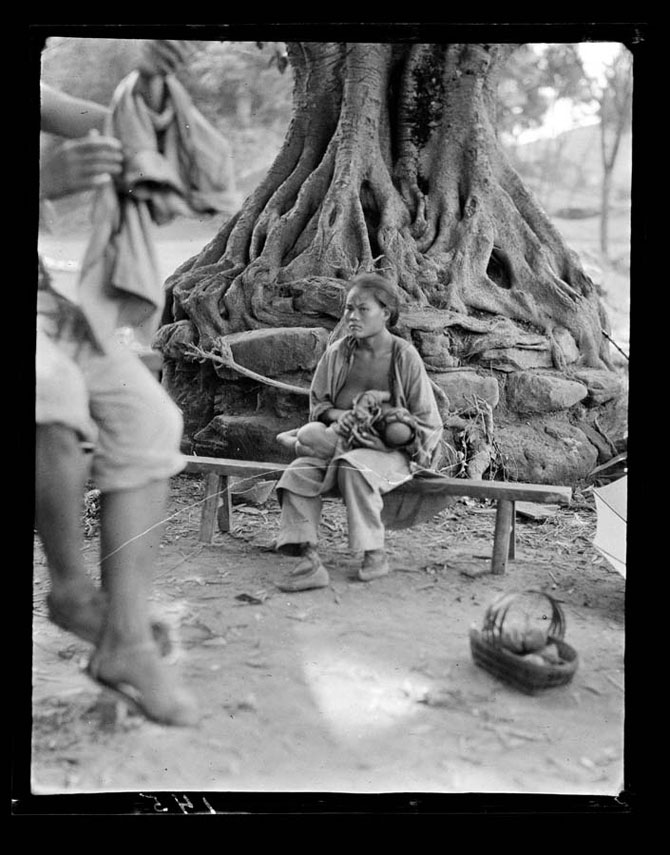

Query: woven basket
[[469, 590, 578, 694]]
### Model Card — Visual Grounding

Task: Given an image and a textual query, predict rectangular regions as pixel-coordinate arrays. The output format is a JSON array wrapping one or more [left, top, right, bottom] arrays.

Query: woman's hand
[[333, 410, 357, 436]]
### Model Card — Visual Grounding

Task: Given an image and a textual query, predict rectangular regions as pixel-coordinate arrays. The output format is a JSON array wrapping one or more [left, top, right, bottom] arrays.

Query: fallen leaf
[[579, 756, 596, 770], [224, 694, 258, 713], [200, 637, 228, 647], [516, 503, 560, 521], [419, 688, 468, 710], [235, 593, 266, 605], [460, 563, 490, 578]]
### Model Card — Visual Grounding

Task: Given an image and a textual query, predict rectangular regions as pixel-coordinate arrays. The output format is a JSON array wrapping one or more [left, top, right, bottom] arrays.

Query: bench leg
[[217, 475, 233, 533], [491, 499, 515, 575], [509, 505, 516, 560], [199, 473, 223, 543]]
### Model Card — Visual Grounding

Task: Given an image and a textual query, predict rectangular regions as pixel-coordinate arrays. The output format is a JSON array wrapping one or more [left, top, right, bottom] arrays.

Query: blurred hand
[[40, 132, 123, 200], [137, 39, 193, 77]]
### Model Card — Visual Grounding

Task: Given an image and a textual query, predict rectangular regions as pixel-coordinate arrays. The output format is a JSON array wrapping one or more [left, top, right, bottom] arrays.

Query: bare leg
[[35, 424, 107, 640], [35, 425, 171, 651], [87, 480, 199, 726]]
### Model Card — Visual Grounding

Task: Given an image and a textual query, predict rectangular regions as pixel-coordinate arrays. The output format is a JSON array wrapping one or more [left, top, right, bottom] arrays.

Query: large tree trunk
[[155, 43, 626, 484]]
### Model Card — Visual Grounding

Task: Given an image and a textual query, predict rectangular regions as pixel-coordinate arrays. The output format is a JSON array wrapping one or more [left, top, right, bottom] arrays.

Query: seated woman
[[274, 273, 444, 592]]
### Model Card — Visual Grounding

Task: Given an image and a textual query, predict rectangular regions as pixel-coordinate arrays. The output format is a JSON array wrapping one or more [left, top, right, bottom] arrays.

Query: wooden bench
[[182, 456, 572, 575], [183, 456, 286, 543]]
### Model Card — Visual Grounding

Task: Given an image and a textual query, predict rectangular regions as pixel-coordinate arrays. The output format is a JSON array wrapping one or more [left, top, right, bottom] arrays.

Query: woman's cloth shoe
[[358, 550, 390, 582], [277, 554, 330, 592]]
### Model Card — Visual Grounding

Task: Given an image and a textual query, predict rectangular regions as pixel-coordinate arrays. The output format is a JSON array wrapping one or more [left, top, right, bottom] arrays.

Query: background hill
[[508, 124, 631, 223]]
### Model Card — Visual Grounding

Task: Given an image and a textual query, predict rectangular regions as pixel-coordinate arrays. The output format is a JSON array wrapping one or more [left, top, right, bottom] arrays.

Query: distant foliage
[[597, 46, 633, 141], [39, 39, 630, 224], [40, 37, 146, 105], [496, 44, 593, 138], [40, 37, 293, 130], [182, 40, 292, 130]]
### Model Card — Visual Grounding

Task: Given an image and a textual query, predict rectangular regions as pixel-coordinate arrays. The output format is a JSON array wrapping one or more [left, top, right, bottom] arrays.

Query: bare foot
[[276, 429, 299, 453], [47, 585, 173, 656], [87, 643, 199, 727]]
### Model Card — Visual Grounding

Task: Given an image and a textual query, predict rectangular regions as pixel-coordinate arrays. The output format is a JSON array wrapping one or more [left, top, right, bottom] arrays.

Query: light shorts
[[36, 300, 185, 492]]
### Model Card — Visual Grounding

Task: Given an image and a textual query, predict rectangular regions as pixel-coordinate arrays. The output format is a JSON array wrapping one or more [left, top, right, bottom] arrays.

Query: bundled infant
[[278, 389, 417, 460]]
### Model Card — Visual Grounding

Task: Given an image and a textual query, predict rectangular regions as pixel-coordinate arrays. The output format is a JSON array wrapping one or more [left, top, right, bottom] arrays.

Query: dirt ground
[[28, 210, 628, 809], [28, 474, 625, 800]]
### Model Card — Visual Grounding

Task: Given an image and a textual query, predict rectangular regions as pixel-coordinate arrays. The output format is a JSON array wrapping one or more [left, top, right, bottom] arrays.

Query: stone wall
[[162, 308, 627, 486]]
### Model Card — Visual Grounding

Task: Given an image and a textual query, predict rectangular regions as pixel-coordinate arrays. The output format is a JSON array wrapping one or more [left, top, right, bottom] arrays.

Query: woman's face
[[343, 287, 389, 340]]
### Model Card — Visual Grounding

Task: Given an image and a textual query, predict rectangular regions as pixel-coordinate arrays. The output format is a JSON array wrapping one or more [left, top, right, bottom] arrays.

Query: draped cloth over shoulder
[[77, 70, 236, 350], [276, 333, 453, 528]]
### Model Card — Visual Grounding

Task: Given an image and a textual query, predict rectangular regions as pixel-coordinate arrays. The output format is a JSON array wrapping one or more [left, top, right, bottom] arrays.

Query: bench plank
[[180, 457, 572, 574], [184, 457, 285, 479], [183, 458, 571, 503], [398, 475, 572, 504]]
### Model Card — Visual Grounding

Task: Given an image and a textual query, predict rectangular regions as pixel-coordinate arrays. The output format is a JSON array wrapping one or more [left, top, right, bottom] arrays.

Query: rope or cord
[[601, 329, 629, 361], [186, 342, 310, 396]]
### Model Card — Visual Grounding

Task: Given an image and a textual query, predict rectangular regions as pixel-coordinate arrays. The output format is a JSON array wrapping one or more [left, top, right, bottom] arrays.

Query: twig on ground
[[605, 673, 624, 692]]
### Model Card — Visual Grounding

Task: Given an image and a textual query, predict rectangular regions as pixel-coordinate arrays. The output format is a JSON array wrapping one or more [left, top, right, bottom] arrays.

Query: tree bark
[[156, 42, 613, 372]]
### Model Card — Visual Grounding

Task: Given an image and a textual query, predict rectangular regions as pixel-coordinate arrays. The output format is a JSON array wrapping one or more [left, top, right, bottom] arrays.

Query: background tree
[[38, 33, 631, 483], [496, 43, 592, 141], [595, 46, 633, 259], [497, 44, 597, 212], [159, 42, 610, 370]]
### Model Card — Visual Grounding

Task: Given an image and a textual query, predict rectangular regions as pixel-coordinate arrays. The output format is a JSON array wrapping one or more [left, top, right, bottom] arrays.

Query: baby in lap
[[277, 390, 415, 460]]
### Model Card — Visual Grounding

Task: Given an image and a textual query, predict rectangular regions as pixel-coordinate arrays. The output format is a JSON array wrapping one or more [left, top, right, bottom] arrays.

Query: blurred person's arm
[[39, 40, 193, 200], [40, 39, 192, 136], [40, 83, 110, 138], [39, 84, 121, 199]]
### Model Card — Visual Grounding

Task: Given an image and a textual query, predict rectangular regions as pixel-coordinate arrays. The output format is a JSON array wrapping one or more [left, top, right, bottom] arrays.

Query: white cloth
[[593, 476, 627, 577]]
